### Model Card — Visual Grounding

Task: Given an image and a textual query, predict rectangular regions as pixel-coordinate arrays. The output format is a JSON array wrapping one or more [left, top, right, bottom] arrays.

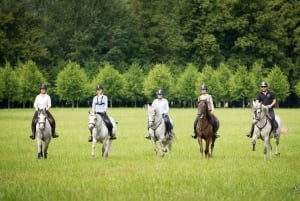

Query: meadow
[[0, 107, 299, 201]]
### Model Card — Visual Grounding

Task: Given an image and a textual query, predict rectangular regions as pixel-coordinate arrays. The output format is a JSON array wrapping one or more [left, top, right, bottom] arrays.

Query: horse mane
[[199, 100, 213, 123]]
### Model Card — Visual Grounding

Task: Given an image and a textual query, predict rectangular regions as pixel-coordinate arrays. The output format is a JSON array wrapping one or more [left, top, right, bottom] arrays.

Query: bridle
[[148, 109, 162, 130], [197, 100, 210, 132], [253, 104, 271, 134]]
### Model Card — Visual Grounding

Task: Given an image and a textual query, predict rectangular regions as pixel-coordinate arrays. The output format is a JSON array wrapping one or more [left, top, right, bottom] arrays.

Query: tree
[[176, 63, 199, 107], [0, 62, 18, 108], [143, 64, 174, 102], [212, 63, 232, 106], [266, 65, 290, 106], [123, 63, 145, 107], [56, 61, 89, 108], [92, 63, 125, 107], [0, 0, 48, 66], [16, 60, 47, 108], [229, 65, 253, 107]]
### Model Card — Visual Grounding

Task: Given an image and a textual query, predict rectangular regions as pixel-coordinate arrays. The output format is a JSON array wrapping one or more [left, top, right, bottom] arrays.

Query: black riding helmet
[[40, 84, 47, 90], [96, 85, 104, 90], [260, 82, 268, 87], [156, 89, 165, 95], [200, 84, 208, 90]]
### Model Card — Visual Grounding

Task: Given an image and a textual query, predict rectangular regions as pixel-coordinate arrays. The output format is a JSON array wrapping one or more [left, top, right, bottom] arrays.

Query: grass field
[[0, 108, 299, 201]]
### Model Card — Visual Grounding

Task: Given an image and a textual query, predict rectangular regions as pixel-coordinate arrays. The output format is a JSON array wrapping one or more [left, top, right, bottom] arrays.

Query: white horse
[[147, 104, 174, 158], [251, 101, 281, 160], [88, 112, 117, 158], [36, 109, 52, 159]]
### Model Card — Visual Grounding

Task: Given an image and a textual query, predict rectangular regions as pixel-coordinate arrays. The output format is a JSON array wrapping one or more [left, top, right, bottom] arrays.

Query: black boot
[[109, 129, 117, 140], [145, 135, 151, 140], [246, 124, 254, 138], [52, 132, 59, 138], [88, 135, 92, 142], [29, 133, 35, 140]]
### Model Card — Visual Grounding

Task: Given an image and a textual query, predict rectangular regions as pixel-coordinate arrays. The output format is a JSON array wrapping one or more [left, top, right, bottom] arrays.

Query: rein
[[253, 106, 272, 137]]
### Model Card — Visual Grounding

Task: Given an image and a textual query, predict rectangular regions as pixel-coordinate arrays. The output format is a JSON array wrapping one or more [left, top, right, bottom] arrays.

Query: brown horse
[[195, 100, 219, 158]]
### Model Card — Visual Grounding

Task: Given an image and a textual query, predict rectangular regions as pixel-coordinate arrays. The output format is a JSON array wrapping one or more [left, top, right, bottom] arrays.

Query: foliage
[[143, 64, 174, 101], [266, 65, 290, 105], [0, 62, 18, 108], [91, 63, 125, 107], [176, 63, 199, 107], [123, 63, 145, 107], [56, 62, 89, 108], [15, 60, 47, 107]]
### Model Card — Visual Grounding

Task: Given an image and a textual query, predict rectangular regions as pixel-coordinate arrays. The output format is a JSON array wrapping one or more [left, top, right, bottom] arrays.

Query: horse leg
[[151, 139, 158, 157], [37, 139, 43, 159], [198, 138, 204, 159], [205, 138, 210, 158], [91, 139, 96, 159], [263, 137, 271, 161], [275, 137, 280, 156], [160, 141, 165, 158], [211, 138, 215, 157]]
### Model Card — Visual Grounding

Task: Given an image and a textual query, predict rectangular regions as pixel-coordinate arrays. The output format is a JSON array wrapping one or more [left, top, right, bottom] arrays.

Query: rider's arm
[[268, 98, 276, 109], [46, 95, 52, 111], [209, 95, 214, 114]]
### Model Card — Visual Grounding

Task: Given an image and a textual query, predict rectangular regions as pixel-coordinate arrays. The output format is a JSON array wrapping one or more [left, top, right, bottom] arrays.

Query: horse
[[251, 101, 281, 160], [88, 112, 117, 158], [36, 108, 52, 159], [195, 99, 219, 158], [147, 104, 174, 158]]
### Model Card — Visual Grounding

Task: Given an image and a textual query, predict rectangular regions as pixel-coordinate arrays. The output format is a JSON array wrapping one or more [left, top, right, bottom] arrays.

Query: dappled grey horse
[[36, 109, 52, 159], [147, 104, 174, 158], [251, 101, 281, 160], [88, 112, 117, 158]]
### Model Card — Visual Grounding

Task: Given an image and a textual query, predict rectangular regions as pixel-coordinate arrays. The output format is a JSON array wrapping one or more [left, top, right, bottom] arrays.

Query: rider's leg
[[192, 115, 199, 139], [46, 111, 59, 138], [212, 115, 220, 138], [163, 114, 173, 137], [246, 123, 255, 138], [100, 113, 116, 140], [268, 109, 278, 137], [29, 111, 38, 140]]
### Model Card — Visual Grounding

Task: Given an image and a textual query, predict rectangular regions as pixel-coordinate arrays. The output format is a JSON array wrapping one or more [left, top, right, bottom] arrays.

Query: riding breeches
[[97, 112, 113, 135], [162, 114, 173, 133]]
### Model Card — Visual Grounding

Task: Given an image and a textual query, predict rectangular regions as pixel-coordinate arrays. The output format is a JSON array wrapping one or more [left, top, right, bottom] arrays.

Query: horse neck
[[255, 111, 268, 127]]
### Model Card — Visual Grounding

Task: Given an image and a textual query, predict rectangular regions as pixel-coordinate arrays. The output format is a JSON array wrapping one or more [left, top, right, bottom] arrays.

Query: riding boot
[[246, 123, 254, 138], [272, 120, 279, 137], [145, 135, 151, 140], [109, 130, 117, 140], [51, 122, 59, 138], [29, 120, 37, 140], [191, 117, 198, 139]]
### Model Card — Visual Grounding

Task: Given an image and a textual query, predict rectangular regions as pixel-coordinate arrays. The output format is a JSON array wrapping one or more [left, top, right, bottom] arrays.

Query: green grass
[[0, 108, 299, 201]]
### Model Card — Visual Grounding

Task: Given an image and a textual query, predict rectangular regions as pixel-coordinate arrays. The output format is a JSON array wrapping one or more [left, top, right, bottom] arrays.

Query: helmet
[[200, 84, 208, 90], [260, 82, 268, 87], [40, 84, 47, 90], [96, 85, 104, 90], [156, 89, 165, 95]]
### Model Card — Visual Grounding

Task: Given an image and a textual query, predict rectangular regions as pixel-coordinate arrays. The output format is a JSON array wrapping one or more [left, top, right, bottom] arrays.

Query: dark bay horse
[[195, 100, 219, 158]]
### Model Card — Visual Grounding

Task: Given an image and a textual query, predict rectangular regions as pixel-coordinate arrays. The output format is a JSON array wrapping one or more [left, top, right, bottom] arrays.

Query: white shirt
[[92, 95, 108, 113], [151, 98, 169, 115], [34, 94, 51, 110], [198, 94, 214, 112]]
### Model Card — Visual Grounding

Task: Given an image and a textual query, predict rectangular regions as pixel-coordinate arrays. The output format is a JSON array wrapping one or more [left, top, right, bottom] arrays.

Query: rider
[[29, 84, 59, 140], [246, 81, 278, 138], [145, 89, 173, 139], [191, 84, 220, 139], [88, 85, 116, 142]]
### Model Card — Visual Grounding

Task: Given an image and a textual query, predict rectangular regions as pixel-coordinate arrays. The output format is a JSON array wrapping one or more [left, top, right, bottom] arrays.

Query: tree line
[[0, 0, 299, 107], [0, 60, 292, 108]]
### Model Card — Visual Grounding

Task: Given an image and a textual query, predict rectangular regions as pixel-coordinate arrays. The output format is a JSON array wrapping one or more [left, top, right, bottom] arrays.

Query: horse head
[[197, 100, 209, 119], [252, 101, 268, 123], [37, 109, 47, 130], [88, 111, 97, 130]]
